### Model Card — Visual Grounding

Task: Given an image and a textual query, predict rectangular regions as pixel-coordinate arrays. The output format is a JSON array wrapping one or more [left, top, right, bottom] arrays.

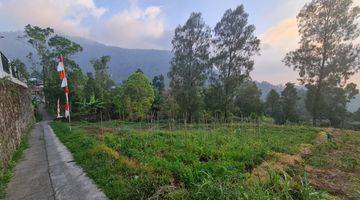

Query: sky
[[0, 0, 359, 86]]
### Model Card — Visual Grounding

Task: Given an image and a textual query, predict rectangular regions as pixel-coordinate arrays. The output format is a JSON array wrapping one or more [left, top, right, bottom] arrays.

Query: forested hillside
[[1, 31, 359, 111], [0, 31, 172, 83]]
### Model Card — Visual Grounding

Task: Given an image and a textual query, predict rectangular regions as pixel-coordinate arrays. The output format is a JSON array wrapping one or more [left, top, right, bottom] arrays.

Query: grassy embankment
[[51, 121, 336, 199], [0, 132, 30, 199]]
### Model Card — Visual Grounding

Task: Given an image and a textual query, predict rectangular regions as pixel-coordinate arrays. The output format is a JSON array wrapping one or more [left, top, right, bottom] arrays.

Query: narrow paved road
[[5, 106, 107, 200]]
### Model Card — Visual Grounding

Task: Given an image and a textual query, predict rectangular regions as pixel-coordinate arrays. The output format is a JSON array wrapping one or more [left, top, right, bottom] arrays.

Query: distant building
[[0, 51, 28, 88]]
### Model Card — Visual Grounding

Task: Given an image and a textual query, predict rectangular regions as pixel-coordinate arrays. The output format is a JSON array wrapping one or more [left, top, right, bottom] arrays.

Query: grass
[[51, 121, 323, 199], [305, 129, 360, 199], [309, 132, 359, 172], [0, 133, 30, 199]]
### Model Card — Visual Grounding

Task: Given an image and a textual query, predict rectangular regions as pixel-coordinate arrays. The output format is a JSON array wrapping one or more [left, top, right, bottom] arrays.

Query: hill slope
[[0, 31, 172, 83], [0, 31, 359, 111]]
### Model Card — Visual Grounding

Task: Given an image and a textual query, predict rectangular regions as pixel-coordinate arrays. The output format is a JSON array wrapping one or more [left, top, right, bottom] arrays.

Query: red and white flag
[[57, 55, 70, 120], [61, 78, 68, 88], [56, 61, 64, 72]]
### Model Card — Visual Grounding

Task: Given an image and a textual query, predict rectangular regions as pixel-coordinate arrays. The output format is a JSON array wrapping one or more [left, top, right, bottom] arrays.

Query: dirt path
[[305, 129, 360, 199], [249, 129, 360, 200], [5, 105, 107, 200]]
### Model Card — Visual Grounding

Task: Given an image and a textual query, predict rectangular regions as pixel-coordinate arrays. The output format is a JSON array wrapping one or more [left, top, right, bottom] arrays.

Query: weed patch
[[51, 121, 324, 199], [305, 129, 360, 199], [0, 132, 30, 199]]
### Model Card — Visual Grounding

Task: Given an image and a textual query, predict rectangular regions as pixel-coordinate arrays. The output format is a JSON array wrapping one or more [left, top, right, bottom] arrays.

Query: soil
[[249, 128, 360, 200]]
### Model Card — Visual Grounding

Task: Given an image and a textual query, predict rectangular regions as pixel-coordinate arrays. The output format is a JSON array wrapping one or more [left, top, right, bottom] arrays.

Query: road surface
[[5, 105, 107, 200]]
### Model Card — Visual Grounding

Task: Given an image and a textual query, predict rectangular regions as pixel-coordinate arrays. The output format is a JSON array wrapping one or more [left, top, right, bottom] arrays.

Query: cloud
[[254, 16, 360, 87], [0, 0, 107, 37], [260, 18, 299, 51], [0, 0, 169, 49], [90, 3, 168, 49], [252, 18, 300, 85]]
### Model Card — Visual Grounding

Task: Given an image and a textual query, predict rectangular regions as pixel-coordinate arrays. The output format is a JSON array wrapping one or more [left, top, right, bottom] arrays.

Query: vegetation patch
[[0, 133, 30, 199], [51, 121, 324, 199], [305, 129, 360, 199], [249, 152, 303, 183]]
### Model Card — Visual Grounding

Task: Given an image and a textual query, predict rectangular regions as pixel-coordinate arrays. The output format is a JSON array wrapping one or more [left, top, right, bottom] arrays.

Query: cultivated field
[[51, 121, 359, 199]]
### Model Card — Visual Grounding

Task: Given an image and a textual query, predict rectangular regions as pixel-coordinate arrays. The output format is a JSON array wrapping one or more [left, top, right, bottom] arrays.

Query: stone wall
[[0, 79, 34, 169]]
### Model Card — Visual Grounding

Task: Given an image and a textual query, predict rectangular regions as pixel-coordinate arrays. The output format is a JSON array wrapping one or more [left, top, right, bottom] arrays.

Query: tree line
[[167, 0, 360, 127], [10, 0, 360, 128]]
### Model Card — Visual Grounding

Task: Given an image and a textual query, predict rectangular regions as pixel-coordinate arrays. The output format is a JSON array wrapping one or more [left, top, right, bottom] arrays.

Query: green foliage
[[151, 75, 165, 119], [204, 82, 225, 120], [152, 74, 165, 92], [32, 97, 43, 122], [9, 59, 29, 82], [354, 108, 360, 121], [87, 56, 116, 119], [265, 89, 283, 124], [266, 84, 301, 125], [21, 1, 359, 128], [91, 56, 114, 100], [115, 71, 155, 120], [235, 81, 263, 117], [284, 0, 360, 126], [211, 5, 260, 120], [306, 83, 359, 127], [322, 85, 358, 127], [0, 129, 30, 198], [25, 25, 85, 113], [51, 121, 320, 199], [304, 131, 359, 198], [281, 82, 299, 123], [159, 90, 179, 120], [42, 68, 63, 110], [77, 95, 105, 116], [24, 24, 53, 79], [27, 52, 43, 84], [25, 25, 54, 44], [83, 73, 98, 101], [48, 35, 85, 111], [48, 35, 83, 58], [169, 12, 211, 123]]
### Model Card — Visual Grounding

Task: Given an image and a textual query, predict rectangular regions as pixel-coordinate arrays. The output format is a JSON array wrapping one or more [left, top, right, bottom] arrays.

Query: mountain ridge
[[1, 31, 359, 112], [0, 31, 172, 83]]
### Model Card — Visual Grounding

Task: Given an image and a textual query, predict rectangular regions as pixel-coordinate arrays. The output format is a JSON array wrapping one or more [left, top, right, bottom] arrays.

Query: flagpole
[[65, 91, 71, 128], [57, 98, 61, 118], [57, 55, 71, 130]]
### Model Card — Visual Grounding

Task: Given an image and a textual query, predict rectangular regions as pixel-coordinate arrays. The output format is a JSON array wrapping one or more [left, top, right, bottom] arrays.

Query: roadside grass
[[51, 121, 322, 199], [0, 131, 30, 199]]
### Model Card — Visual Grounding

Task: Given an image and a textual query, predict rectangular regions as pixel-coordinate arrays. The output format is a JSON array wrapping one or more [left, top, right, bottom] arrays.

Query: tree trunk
[[313, 71, 325, 127], [187, 110, 192, 124], [312, 115, 317, 126], [224, 106, 228, 122], [312, 28, 329, 127]]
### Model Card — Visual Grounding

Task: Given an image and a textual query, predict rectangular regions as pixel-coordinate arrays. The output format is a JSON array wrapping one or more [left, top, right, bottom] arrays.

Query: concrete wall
[[0, 79, 34, 169]]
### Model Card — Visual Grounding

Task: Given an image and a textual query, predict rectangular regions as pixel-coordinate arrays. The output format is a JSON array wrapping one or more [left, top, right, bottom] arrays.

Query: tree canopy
[[284, 0, 360, 126], [281, 83, 299, 123], [168, 12, 211, 122], [19, 1, 360, 128], [212, 5, 260, 119], [235, 81, 263, 118], [265, 89, 282, 124], [116, 71, 155, 120]]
